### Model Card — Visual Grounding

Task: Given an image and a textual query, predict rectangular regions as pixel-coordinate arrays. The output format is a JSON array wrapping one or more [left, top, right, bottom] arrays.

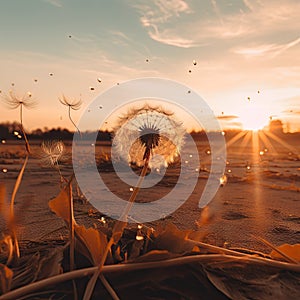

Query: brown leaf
[[48, 183, 75, 225], [0, 263, 13, 294], [74, 225, 108, 266], [153, 223, 194, 254], [270, 244, 300, 263]]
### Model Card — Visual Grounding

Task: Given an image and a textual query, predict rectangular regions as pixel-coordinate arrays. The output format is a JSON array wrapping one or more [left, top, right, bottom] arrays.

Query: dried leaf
[[153, 223, 194, 254], [0, 263, 13, 294], [74, 225, 108, 266], [49, 183, 75, 225], [271, 244, 300, 263]]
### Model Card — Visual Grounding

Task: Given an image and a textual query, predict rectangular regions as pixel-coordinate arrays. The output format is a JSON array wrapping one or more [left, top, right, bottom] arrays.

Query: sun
[[238, 100, 270, 131]]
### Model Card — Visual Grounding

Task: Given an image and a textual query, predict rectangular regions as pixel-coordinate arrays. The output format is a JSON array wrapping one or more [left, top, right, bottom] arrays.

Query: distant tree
[[269, 119, 284, 134]]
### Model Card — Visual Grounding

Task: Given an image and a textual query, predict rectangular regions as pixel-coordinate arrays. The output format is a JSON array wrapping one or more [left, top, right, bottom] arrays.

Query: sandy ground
[[0, 141, 299, 254]]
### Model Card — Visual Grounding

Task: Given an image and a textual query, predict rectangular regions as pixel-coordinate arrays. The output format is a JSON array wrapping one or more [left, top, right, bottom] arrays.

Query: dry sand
[[1, 140, 299, 254]]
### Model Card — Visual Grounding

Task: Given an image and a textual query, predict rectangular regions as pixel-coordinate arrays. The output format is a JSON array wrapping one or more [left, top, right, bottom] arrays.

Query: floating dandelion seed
[[3, 90, 36, 110], [59, 95, 82, 110], [59, 95, 82, 133], [113, 105, 185, 169], [219, 174, 227, 186]]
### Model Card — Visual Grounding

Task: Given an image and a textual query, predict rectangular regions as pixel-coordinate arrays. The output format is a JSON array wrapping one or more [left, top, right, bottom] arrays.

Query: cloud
[[42, 0, 63, 8], [133, 0, 300, 49], [233, 37, 300, 58]]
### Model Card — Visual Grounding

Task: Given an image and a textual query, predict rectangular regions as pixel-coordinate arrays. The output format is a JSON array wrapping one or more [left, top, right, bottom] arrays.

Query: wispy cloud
[[233, 37, 300, 58], [133, 0, 300, 49], [42, 0, 63, 8]]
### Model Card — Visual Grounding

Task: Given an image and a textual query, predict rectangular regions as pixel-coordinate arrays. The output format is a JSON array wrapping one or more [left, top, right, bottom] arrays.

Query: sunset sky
[[0, 0, 299, 132]]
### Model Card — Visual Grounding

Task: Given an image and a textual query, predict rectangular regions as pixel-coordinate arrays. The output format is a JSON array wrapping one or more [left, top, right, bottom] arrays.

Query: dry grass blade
[[9, 155, 29, 260], [99, 274, 120, 300], [0, 264, 13, 294], [48, 176, 76, 279], [2, 253, 300, 300], [252, 235, 299, 264]]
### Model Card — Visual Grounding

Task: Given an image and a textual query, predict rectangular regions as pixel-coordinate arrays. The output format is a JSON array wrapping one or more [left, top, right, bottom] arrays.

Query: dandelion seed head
[[2, 90, 37, 110], [40, 140, 68, 167], [59, 95, 82, 110], [113, 105, 185, 169]]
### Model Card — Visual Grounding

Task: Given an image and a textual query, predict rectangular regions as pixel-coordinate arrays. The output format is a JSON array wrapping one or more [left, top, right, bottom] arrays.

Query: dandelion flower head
[[113, 105, 186, 168]]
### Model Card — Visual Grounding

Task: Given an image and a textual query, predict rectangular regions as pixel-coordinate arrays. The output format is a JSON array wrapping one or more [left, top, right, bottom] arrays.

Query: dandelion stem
[[83, 156, 150, 300], [68, 106, 81, 135], [19, 103, 31, 154]]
